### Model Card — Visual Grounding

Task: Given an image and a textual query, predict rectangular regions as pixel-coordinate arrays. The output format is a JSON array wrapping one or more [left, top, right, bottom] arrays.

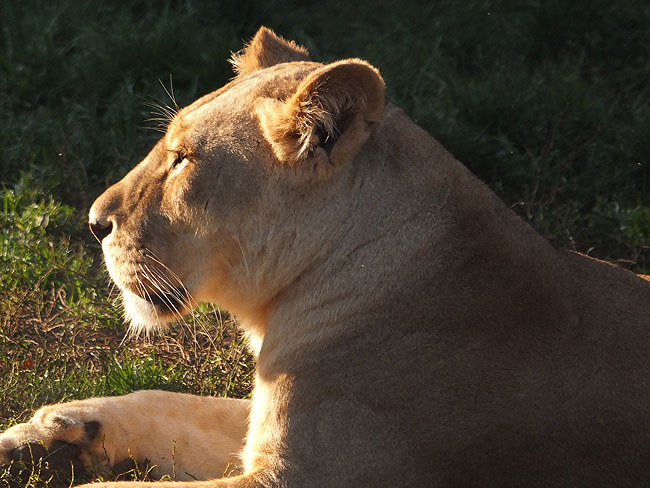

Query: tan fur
[[0, 391, 249, 480], [3, 28, 650, 487]]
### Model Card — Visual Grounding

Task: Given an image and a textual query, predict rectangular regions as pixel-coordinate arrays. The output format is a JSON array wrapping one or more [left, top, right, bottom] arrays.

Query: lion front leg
[[77, 473, 267, 488], [0, 391, 250, 484]]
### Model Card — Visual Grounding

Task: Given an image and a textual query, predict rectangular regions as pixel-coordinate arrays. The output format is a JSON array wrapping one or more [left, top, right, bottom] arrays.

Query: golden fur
[[0, 392, 248, 480], [2, 27, 650, 487]]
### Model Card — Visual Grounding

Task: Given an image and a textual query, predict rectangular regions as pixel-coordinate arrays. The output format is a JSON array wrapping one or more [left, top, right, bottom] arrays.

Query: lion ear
[[231, 27, 310, 76], [258, 59, 385, 165]]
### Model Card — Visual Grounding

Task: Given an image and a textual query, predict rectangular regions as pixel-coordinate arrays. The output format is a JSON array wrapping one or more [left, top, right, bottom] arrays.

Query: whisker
[[159, 75, 179, 111], [142, 263, 207, 352], [235, 235, 250, 278], [140, 263, 186, 325], [143, 98, 177, 119], [132, 263, 160, 339], [119, 327, 128, 347], [142, 125, 168, 134], [142, 265, 206, 361], [141, 94, 178, 134], [141, 249, 219, 349], [141, 260, 189, 308], [142, 249, 200, 309]]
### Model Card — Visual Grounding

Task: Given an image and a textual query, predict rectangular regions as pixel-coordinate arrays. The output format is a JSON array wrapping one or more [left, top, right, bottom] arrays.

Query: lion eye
[[170, 154, 187, 170]]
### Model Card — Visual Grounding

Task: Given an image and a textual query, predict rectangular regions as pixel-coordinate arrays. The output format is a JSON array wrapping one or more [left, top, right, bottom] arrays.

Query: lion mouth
[[115, 258, 194, 333], [139, 287, 189, 312]]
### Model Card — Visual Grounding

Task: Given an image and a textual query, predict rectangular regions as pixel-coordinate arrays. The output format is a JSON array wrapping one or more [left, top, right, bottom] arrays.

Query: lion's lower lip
[[142, 289, 188, 311]]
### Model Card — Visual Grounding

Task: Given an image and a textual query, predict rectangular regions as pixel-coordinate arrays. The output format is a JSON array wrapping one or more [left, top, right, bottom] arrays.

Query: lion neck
[[236, 106, 564, 364]]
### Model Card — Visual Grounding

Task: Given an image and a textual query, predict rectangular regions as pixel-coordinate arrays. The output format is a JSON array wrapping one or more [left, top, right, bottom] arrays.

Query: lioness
[[2, 27, 650, 487]]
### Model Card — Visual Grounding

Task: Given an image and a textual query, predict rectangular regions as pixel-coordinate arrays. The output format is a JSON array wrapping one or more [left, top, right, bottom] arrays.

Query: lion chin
[[121, 288, 180, 336]]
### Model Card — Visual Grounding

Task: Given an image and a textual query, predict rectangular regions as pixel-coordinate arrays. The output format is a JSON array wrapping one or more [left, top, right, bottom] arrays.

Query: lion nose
[[89, 194, 120, 243], [89, 219, 113, 242], [89, 182, 123, 243]]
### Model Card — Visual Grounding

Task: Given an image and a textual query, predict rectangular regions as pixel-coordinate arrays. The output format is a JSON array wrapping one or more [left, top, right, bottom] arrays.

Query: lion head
[[89, 27, 385, 342]]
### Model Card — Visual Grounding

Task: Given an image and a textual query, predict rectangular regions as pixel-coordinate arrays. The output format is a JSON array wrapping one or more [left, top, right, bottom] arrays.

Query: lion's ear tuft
[[231, 27, 310, 76], [258, 59, 385, 165]]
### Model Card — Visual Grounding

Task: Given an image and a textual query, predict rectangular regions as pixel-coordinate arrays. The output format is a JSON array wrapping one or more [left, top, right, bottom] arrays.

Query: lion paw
[[0, 407, 105, 486]]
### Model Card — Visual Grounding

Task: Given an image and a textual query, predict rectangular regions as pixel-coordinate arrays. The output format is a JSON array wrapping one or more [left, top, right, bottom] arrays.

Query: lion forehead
[[167, 61, 322, 143]]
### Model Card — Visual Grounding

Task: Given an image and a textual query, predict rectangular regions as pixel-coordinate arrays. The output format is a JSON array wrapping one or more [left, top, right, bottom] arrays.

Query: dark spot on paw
[[84, 420, 101, 441]]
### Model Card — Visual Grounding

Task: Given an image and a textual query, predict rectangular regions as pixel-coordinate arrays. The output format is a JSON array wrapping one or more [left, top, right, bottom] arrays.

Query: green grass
[[0, 0, 649, 485]]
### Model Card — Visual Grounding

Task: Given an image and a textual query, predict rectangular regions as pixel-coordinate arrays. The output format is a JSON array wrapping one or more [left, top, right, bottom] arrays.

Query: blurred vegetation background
[[1, 0, 649, 477]]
